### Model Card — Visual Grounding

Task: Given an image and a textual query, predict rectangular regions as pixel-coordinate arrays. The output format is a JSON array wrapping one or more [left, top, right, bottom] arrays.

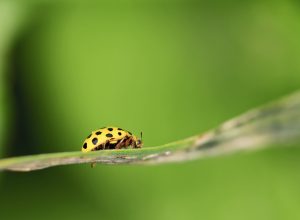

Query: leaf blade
[[1, 91, 300, 171]]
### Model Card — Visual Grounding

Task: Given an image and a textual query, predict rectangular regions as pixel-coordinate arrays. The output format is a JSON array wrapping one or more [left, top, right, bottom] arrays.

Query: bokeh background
[[1, 0, 300, 219]]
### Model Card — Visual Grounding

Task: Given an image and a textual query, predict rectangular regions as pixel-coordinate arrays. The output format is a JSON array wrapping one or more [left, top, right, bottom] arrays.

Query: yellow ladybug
[[82, 126, 142, 152]]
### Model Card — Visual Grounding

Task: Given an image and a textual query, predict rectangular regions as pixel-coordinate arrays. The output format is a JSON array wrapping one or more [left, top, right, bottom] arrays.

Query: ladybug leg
[[103, 140, 110, 149], [125, 136, 135, 148], [124, 137, 133, 148], [131, 140, 137, 149], [115, 137, 127, 149]]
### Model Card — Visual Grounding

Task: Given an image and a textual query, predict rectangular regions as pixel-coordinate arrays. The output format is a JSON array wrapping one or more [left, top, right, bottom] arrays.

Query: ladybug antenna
[[140, 132, 143, 141]]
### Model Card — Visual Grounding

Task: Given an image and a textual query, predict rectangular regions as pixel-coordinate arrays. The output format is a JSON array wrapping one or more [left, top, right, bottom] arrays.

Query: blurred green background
[[1, 0, 300, 219]]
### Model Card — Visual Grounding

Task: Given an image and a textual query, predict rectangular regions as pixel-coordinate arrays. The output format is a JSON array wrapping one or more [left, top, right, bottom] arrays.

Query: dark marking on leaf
[[196, 139, 218, 150]]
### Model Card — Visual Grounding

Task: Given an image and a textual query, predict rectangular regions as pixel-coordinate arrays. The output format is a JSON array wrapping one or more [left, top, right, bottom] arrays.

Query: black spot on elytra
[[92, 138, 98, 145], [118, 132, 122, 136], [107, 128, 113, 131], [96, 131, 102, 135], [87, 134, 91, 139], [128, 131, 132, 135], [118, 128, 123, 130], [106, 133, 113, 137], [83, 143, 87, 149]]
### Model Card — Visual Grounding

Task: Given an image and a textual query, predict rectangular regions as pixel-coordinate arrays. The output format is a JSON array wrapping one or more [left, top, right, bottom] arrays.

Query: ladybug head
[[136, 132, 143, 148]]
